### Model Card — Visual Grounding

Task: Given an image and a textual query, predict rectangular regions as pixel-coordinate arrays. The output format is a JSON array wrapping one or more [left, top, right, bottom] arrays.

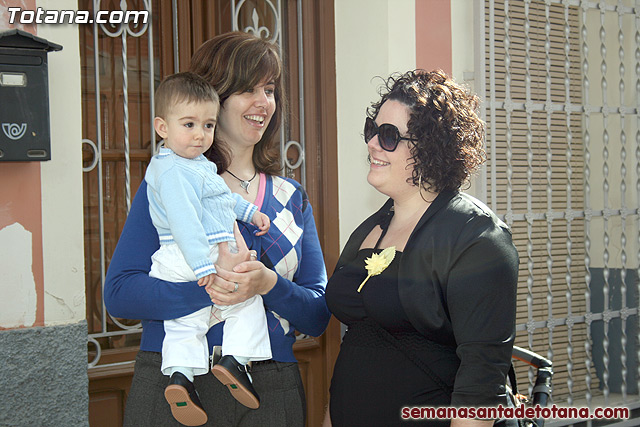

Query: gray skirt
[[124, 351, 306, 427]]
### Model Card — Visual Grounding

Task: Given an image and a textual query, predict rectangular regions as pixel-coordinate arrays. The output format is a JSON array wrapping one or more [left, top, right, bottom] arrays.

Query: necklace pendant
[[227, 170, 256, 194]]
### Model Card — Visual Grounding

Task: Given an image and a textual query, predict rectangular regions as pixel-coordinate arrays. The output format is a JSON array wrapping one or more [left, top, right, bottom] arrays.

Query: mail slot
[[0, 29, 62, 161]]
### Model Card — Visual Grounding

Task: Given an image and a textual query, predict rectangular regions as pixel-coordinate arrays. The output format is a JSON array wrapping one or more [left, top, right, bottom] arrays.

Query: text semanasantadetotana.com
[[401, 404, 630, 420], [6, 7, 148, 25]]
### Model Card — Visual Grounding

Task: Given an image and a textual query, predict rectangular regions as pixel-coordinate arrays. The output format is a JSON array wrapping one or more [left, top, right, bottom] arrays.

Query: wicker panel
[[485, 0, 594, 404]]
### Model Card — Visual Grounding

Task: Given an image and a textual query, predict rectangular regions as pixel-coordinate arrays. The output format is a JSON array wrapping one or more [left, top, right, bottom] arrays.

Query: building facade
[[1, 0, 638, 426]]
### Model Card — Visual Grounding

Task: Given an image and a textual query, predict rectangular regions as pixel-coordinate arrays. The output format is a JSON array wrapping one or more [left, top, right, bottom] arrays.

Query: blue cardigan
[[104, 175, 331, 362]]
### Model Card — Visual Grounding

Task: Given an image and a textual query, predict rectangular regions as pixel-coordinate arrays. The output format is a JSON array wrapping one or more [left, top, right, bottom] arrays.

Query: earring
[[418, 173, 422, 189]]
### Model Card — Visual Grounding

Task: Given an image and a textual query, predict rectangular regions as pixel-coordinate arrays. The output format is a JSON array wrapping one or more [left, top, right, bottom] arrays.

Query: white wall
[[38, 0, 85, 325], [451, 0, 482, 200], [335, 0, 416, 248], [450, 0, 475, 86]]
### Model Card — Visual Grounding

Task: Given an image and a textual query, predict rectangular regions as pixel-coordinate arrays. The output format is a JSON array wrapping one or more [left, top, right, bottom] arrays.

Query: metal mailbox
[[0, 29, 62, 161]]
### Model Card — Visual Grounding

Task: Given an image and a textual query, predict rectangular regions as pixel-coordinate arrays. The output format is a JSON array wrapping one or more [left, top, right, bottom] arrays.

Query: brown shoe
[[164, 372, 208, 426], [211, 355, 260, 409]]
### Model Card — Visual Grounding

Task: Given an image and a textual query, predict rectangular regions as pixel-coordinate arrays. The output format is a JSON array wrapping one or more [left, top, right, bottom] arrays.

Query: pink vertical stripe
[[415, 0, 452, 74], [254, 173, 267, 210]]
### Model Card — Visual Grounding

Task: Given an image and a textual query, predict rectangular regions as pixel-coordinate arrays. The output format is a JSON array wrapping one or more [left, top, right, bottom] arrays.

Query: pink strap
[[254, 173, 266, 210]]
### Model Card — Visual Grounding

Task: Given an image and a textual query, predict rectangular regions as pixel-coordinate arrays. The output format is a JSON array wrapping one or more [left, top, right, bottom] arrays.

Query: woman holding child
[[105, 31, 330, 426]]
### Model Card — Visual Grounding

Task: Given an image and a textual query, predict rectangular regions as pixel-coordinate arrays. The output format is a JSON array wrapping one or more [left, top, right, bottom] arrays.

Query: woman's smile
[[370, 156, 390, 167], [244, 114, 266, 127]]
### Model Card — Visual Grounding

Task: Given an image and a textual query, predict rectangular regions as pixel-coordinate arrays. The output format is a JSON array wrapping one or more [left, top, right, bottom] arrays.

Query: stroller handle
[[512, 345, 552, 369], [512, 346, 554, 427]]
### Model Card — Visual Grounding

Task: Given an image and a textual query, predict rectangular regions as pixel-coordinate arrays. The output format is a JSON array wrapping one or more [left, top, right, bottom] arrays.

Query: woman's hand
[[204, 224, 251, 294], [209, 261, 277, 305], [216, 225, 252, 271], [197, 273, 216, 288], [204, 222, 277, 305]]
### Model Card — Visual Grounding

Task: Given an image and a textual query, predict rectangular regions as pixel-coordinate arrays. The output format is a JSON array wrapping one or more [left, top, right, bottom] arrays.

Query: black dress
[[326, 247, 460, 426]]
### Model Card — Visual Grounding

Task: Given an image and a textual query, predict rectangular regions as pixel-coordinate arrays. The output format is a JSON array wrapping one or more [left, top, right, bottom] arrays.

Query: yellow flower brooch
[[357, 246, 397, 292]]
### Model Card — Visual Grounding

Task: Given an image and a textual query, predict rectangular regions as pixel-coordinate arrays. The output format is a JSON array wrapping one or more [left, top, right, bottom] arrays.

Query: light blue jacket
[[145, 147, 257, 278]]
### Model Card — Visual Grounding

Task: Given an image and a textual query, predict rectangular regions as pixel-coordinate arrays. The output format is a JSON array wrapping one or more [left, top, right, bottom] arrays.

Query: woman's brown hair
[[190, 31, 285, 175]]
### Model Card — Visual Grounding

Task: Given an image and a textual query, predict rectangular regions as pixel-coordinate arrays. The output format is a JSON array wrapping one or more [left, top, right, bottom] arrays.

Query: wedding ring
[[232, 282, 239, 293], [250, 251, 257, 260]]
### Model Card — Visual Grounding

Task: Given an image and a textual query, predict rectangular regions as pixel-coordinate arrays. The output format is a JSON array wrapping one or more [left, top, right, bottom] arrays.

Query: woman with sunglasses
[[323, 70, 519, 426]]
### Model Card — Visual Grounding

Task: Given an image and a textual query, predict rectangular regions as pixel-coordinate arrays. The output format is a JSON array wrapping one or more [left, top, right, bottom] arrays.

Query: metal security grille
[[482, 0, 640, 416], [83, 0, 154, 368]]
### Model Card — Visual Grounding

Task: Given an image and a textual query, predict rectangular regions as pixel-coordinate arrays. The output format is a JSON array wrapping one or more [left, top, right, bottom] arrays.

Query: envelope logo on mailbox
[[2, 123, 27, 141]]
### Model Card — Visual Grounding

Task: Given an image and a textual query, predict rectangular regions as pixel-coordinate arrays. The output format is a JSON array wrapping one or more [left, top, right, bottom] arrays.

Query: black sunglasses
[[364, 116, 418, 152]]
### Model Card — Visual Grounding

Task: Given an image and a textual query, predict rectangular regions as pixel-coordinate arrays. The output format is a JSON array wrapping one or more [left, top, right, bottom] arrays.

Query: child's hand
[[198, 273, 216, 288], [252, 212, 270, 236]]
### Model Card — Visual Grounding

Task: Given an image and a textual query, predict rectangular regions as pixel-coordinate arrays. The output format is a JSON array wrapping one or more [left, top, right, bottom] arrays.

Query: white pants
[[150, 243, 272, 376]]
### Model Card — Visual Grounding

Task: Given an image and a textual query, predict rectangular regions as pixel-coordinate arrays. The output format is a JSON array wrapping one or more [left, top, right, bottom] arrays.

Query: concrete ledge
[[0, 320, 88, 426]]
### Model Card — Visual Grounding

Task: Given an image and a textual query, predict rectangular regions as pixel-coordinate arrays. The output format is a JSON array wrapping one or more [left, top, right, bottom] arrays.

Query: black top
[[333, 190, 519, 407], [327, 248, 414, 330], [327, 213, 413, 332], [326, 248, 457, 426]]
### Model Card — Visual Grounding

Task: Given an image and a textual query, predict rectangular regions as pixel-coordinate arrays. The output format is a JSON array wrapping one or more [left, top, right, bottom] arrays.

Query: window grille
[[482, 0, 640, 413]]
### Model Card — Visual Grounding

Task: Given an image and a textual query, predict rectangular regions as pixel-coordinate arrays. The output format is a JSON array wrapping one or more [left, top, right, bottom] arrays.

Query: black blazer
[[335, 190, 519, 406]]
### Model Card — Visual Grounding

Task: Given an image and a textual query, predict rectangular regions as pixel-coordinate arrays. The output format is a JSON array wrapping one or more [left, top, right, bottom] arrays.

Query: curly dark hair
[[368, 70, 486, 193]]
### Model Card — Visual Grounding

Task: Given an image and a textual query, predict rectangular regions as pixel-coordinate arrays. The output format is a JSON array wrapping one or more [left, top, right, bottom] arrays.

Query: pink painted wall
[[415, 0, 452, 75], [0, 0, 37, 33], [0, 0, 44, 327]]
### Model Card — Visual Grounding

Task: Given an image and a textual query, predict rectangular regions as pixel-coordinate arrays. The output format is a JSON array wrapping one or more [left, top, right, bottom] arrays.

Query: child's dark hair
[[155, 72, 220, 119]]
